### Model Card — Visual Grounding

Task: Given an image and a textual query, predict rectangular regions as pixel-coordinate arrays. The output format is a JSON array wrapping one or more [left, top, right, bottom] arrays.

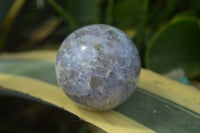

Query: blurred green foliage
[[1, 0, 199, 79], [0, 0, 13, 23], [146, 17, 200, 79], [0, 0, 200, 132]]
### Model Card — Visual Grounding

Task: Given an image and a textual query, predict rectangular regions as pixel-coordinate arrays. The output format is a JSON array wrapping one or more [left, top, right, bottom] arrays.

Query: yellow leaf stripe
[[0, 50, 57, 63], [1, 50, 199, 115], [0, 74, 155, 133], [139, 69, 200, 116]]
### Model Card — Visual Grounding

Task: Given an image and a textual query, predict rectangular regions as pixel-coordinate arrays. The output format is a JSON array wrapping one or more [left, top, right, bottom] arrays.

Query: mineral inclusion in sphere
[[55, 24, 141, 111]]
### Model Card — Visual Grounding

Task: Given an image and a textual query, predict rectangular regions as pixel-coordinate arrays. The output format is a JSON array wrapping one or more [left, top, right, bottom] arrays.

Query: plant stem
[[105, 0, 114, 24], [45, 0, 78, 30]]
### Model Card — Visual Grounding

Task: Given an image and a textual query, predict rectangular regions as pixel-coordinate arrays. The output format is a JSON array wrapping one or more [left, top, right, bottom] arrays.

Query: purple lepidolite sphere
[[55, 24, 141, 111]]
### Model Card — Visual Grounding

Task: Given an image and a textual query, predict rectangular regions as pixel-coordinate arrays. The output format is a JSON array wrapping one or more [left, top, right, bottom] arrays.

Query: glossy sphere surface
[[55, 24, 141, 111]]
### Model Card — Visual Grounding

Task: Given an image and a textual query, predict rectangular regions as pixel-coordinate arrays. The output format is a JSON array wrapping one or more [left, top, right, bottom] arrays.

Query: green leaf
[[113, 0, 147, 29], [0, 50, 200, 133], [113, 0, 148, 54], [189, 0, 200, 11], [0, 60, 57, 85], [46, 0, 78, 30], [175, 10, 198, 18], [146, 16, 200, 78], [66, 0, 100, 25], [148, 0, 181, 31]]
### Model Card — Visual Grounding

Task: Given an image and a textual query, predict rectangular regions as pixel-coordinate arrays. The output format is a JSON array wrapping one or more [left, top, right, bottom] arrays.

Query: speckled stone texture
[[55, 24, 141, 111]]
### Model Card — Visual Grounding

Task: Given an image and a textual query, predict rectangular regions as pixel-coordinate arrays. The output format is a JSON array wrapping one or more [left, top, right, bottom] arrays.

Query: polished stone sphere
[[55, 24, 141, 111]]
